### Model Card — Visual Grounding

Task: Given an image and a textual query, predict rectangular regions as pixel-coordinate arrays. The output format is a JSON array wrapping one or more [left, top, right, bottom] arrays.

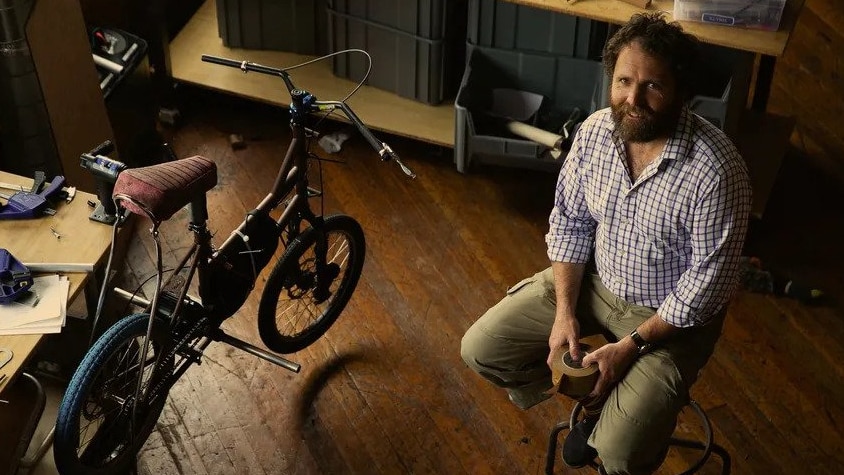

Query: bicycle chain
[[146, 316, 212, 401]]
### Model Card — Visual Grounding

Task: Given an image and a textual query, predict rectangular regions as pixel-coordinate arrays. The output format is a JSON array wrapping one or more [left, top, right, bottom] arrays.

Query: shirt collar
[[663, 107, 695, 162]]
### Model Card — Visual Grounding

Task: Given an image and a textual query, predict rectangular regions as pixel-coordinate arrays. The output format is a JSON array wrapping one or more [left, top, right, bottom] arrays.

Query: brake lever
[[379, 144, 416, 179], [315, 101, 416, 179]]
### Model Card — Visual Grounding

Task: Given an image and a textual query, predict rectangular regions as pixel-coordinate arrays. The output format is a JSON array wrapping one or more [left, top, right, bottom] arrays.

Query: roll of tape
[[557, 350, 599, 399]]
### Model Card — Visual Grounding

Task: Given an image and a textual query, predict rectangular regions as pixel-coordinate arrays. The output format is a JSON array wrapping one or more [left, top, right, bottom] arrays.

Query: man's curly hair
[[602, 13, 701, 98]]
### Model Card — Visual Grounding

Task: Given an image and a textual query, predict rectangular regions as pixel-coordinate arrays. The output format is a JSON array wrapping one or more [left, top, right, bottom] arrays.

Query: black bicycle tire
[[54, 313, 172, 475], [258, 214, 365, 353]]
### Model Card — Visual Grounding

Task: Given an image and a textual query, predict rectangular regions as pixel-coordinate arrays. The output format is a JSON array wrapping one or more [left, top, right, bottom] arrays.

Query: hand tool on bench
[[0, 175, 66, 219], [0, 348, 12, 397], [0, 249, 34, 304], [79, 140, 127, 224], [0, 348, 12, 370]]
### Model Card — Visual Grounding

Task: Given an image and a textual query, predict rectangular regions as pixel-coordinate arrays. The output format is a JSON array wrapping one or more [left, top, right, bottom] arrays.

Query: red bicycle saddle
[[113, 155, 217, 221]]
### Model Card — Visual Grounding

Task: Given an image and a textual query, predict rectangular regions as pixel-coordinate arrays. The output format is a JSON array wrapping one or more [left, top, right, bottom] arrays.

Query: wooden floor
[[104, 79, 844, 475], [106, 2, 844, 472]]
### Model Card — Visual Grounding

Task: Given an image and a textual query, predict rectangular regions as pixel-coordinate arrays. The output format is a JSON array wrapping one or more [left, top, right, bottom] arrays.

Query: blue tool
[[0, 249, 33, 304], [0, 175, 66, 219], [79, 140, 126, 224]]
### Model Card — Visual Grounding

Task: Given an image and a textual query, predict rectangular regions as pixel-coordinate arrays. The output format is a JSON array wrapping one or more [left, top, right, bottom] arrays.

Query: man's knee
[[460, 322, 490, 370], [590, 357, 685, 474]]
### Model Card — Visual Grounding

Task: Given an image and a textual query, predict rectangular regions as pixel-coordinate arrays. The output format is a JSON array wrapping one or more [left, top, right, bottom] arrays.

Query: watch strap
[[629, 329, 651, 355]]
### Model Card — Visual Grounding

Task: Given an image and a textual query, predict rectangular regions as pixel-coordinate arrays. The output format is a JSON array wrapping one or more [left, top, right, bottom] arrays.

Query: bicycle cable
[[281, 48, 372, 220], [282, 48, 372, 132], [122, 268, 176, 316]]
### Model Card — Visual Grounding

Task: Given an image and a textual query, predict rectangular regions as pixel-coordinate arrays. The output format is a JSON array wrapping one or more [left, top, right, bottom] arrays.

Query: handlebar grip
[[201, 54, 242, 68], [89, 140, 114, 156]]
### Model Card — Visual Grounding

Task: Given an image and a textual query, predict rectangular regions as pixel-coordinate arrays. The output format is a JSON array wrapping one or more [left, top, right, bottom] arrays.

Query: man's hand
[[547, 316, 581, 368], [580, 337, 638, 398]]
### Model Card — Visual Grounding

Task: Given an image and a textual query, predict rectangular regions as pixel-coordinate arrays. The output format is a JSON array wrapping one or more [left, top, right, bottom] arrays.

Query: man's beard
[[611, 101, 681, 143]]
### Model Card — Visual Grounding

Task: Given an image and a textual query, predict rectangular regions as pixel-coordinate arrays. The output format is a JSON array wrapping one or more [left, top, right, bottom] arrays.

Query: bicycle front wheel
[[258, 214, 366, 353], [54, 313, 173, 475]]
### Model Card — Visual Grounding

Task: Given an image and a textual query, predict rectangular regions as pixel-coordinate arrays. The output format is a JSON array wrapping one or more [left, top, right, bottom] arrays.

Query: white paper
[[0, 275, 69, 335]]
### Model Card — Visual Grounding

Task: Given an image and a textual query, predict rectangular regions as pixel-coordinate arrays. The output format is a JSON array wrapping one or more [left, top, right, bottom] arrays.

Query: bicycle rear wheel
[[54, 313, 173, 475], [258, 214, 365, 353]]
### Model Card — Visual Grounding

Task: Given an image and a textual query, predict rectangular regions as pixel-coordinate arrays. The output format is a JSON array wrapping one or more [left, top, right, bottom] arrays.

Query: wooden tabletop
[[0, 171, 115, 395], [505, 0, 806, 57]]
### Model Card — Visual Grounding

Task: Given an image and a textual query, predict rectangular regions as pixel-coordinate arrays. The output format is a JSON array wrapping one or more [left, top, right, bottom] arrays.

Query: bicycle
[[53, 52, 415, 474]]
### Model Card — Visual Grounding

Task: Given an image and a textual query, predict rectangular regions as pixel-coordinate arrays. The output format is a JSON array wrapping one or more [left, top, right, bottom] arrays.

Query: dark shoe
[[562, 416, 599, 468], [507, 388, 552, 410]]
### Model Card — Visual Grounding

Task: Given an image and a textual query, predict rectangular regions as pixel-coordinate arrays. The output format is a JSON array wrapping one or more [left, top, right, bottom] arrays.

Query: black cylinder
[[0, 0, 61, 177]]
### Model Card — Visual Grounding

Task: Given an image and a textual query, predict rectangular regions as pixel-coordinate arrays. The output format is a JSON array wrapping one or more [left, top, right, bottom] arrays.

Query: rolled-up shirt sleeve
[[657, 154, 752, 327], [545, 131, 597, 264]]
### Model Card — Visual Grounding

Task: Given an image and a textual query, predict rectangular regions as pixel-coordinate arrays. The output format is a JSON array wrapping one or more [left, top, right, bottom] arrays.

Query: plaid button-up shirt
[[546, 107, 752, 328]]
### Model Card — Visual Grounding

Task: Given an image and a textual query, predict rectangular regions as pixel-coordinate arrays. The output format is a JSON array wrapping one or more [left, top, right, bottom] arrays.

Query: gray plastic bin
[[329, 0, 457, 39], [454, 41, 754, 173], [327, 0, 467, 105], [216, 0, 328, 55], [688, 43, 753, 138], [454, 42, 609, 173], [468, 0, 608, 59]]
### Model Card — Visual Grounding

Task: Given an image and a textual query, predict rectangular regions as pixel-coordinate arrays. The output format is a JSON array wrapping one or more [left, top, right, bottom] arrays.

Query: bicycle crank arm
[[211, 329, 301, 373]]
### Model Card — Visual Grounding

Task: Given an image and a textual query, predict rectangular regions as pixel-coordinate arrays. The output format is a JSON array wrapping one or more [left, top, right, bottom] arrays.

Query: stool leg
[[545, 421, 571, 475], [710, 443, 732, 475], [671, 400, 732, 475], [546, 402, 586, 474]]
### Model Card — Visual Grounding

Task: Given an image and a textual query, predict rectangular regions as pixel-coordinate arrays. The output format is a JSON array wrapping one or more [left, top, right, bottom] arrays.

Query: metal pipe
[[212, 330, 301, 373]]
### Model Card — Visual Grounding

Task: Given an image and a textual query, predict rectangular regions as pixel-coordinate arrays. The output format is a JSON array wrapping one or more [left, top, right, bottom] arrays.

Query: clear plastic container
[[673, 0, 787, 31]]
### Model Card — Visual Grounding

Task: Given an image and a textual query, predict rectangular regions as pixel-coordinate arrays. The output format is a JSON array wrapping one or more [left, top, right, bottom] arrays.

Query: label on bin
[[701, 13, 735, 26]]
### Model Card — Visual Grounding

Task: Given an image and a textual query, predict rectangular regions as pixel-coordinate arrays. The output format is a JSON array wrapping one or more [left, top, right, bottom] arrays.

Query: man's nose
[[626, 86, 644, 107]]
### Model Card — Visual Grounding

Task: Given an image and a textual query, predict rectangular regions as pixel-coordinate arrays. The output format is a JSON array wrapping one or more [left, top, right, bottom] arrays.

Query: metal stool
[[0, 372, 48, 473], [545, 400, 731, 474]]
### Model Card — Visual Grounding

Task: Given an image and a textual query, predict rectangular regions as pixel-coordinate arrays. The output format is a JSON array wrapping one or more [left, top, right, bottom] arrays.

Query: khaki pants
[[460, 267, 724, 475]]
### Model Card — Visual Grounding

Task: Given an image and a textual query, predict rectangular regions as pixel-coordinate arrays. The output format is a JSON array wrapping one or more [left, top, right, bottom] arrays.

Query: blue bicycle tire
[[54, 313, 172, 475]]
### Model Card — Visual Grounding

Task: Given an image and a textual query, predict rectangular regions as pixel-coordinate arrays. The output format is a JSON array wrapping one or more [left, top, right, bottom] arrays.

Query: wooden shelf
[[506, 0, 805, 57], [169, 0, 456, 147]]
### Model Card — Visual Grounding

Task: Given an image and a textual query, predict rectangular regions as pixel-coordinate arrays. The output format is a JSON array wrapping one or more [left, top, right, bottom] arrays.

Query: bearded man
[[460, 13, 752, 475]]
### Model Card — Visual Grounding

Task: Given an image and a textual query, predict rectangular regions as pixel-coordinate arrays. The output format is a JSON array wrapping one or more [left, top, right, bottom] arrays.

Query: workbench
[[0, 171, 120, 396]]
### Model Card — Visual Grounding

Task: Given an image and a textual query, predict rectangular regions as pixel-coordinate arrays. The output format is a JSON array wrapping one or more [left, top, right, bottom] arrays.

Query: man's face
[[610, 41, 683, 143]]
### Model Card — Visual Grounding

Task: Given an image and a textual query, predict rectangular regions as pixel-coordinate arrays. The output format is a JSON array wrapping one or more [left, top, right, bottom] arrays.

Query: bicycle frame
[[108, 56, 415, 385], [112, 92, 324, 378], [54, 51, 417, 475]]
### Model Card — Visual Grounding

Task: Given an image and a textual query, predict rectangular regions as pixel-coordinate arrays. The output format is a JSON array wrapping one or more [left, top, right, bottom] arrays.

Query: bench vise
[[0, 249, 33, 304]]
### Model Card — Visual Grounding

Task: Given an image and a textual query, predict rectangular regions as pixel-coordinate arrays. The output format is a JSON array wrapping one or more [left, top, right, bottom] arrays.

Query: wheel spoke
[[258, 215, 365, 353], [55, 314, 173, 474]]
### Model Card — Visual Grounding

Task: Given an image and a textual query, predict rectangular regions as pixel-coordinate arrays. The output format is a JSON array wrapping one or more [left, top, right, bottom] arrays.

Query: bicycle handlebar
[[201, 54, 416, 178]]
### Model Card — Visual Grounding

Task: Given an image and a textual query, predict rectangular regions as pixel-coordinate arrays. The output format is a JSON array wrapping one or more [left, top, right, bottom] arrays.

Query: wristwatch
[[629, 329, 653, 355]]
